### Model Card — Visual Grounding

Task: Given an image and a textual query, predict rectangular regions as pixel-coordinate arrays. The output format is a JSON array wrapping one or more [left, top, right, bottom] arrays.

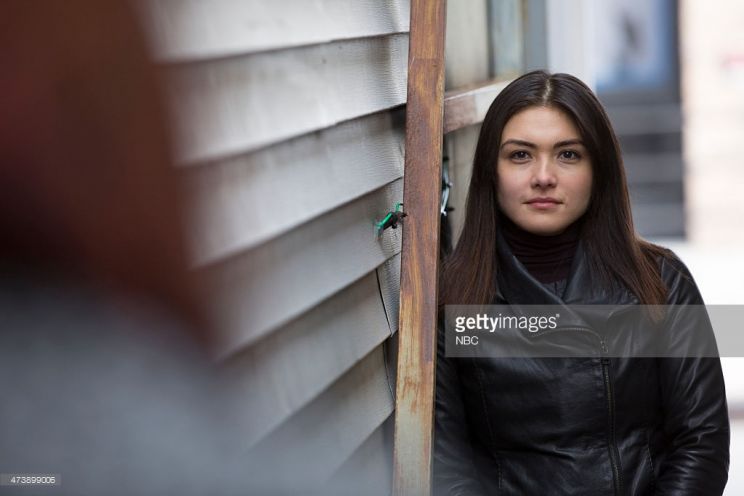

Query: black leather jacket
[[434, 234, 730, 495]]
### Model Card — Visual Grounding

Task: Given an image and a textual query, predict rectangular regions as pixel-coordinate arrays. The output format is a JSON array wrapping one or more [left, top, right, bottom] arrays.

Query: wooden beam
[[443, 77, 514, 134], [392, 0, 447, 494]]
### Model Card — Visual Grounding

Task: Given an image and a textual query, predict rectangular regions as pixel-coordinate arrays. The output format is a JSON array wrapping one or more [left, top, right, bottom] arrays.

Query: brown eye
[[510, 150, 530, 161], [559, 150, 581, 160]]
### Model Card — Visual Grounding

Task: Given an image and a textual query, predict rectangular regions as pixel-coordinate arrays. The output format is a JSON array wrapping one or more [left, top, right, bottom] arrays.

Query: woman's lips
[[525, 198, 561, 210]]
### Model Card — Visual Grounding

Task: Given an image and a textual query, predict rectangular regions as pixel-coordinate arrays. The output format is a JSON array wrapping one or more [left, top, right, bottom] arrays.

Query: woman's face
[[496, 105, 593, 235]]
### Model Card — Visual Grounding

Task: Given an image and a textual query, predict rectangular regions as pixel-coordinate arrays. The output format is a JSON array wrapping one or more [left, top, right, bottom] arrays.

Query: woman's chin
[[511, 219, 569, 236]]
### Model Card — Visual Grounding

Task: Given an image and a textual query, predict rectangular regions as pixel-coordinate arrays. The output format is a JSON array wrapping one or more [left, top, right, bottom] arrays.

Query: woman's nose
[[530, 159, 557, 189]]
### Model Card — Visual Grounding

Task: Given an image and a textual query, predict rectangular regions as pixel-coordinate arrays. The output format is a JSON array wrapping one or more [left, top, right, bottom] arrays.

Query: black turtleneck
[[500, 215, 582, 284]]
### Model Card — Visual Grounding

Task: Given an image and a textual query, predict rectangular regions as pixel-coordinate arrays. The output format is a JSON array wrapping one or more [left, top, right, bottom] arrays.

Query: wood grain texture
[[222, 270, 392, 447], [141, 0, 410, 61], [207, 179, 403, 355], [187, 110, 405, 264], [392, 0, 447, 494], [166, 34, 408, 164], [443, 77, 514, 133]]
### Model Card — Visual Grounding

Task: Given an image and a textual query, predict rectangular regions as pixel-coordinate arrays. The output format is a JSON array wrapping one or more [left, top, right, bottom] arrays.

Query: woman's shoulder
[[640, 240, 691, 278], [640, 240, 702, 304]]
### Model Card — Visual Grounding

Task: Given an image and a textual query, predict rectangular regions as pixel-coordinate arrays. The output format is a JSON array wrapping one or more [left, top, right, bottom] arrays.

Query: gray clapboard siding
[[209, 179, 403, 356], [329, 419, 392, 496], [252, 344, 394, 485], [376, 253, 401, 334], [142, 0, 410, 62], [167, 34, 408, 164], [137, 1, 405, 486], [224, 271, 392, 447], [188, 110, 405, 264]]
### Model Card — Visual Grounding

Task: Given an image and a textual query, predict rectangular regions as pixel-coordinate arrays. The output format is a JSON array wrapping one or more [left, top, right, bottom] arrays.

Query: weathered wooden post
[[392, 0, 447, 494]]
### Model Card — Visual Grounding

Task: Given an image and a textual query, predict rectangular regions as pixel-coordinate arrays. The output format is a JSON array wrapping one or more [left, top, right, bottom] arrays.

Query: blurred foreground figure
[[0, 2, 247, 494]]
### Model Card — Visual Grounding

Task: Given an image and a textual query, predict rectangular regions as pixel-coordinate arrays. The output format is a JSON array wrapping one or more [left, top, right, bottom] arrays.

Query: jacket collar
[[495, 228, 638, 308]]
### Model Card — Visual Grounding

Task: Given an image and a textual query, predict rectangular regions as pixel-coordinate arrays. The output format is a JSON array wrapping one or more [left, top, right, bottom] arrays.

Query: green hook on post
[[375, 202, 407, 236]]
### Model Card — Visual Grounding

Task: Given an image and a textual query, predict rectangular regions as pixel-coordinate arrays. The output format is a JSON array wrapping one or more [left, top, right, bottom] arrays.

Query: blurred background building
[[131, 0, 744, 493], [677, 0, 744, 494]]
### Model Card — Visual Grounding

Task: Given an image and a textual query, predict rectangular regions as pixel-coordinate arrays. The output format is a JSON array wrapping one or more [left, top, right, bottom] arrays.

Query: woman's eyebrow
[[499, 138, 585, 149], [553, 138, 585, 148], [500, 139, 536, 150]]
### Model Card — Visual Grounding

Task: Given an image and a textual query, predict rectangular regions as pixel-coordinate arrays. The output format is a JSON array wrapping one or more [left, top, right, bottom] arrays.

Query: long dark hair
[[439, 70, 669, 308]]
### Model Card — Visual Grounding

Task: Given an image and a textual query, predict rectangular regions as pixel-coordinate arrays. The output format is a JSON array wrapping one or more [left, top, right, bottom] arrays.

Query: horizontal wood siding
[[377, 254, 402, 334], [251, 345, 395, 487], [142, 0, 409, 61], [208, 179, 403, 356], [167, 34, 408, 164], [187, 110, 405, 263], [140, 0, 407, 486], [223, 270, 394, 447], [329, 419, 394, 495]]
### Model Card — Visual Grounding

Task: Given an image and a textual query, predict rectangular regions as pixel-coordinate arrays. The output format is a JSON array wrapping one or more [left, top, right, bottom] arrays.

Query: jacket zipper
[[530, 326, 623, 495], [602, 355, 623, 495]]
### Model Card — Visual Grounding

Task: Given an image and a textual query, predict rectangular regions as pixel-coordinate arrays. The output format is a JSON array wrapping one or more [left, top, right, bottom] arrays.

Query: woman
[[434, 71, 730, 495]]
